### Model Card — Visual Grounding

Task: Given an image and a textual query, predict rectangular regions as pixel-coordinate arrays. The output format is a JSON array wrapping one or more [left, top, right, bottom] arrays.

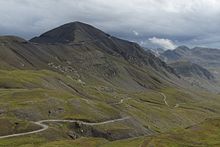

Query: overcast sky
[[1, 0, 220, 49]]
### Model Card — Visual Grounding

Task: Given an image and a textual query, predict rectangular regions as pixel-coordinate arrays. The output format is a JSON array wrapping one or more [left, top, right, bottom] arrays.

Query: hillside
[[35, 117, 220, 147]]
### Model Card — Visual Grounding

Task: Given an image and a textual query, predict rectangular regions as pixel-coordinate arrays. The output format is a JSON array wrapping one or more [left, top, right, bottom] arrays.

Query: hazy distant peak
[[175, 45, 190, 51]]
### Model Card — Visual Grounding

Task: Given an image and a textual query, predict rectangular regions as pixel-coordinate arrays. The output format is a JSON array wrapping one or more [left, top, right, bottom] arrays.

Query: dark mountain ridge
[[30, 22, 177, 76], [30, 22, 110, 44]]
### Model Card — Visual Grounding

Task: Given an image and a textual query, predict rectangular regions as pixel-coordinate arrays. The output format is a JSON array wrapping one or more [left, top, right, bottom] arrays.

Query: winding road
[[158, 92, 183, 108], [0, 91, 182, 140], [113, 91, 181, 109], [0, 117, 129, 139], [158, 92, 169, 107]]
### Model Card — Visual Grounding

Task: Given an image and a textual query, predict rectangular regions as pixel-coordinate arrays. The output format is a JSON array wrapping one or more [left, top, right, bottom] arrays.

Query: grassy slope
[[33, 118, 220, 147], [2, 116, 220, 147], [0, 69, 220, 146], [102, 118, 220, 147]]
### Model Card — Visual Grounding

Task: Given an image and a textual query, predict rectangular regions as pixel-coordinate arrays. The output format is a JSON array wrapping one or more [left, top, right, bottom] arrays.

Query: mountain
[[30, 22, 110, 44], [160, 45, 220, 75], [31, 22, 176, 76], [169, 61, 214, 80], [160, 46, 220, 92], [1, 22, 220, 146], [0, 22, 180, 91], [160, 46, 191, 62], [160, 46, 220, 68]]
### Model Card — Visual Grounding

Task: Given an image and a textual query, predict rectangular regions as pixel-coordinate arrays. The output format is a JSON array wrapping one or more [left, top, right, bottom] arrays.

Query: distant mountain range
[[160, 45, 220, 68], [169, 61, 214, 80], [158, 45, 220, 91]]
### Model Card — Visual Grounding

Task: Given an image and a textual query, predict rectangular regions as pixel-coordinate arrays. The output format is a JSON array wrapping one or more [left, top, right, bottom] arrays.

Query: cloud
[[0, 0, 220, 48], [133, 30, 139, 36], [149, 37, 177, 50]]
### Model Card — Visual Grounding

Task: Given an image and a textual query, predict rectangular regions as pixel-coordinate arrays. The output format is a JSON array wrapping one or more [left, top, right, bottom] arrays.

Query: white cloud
[[149, 37, 177, 50], [133, 30, 139, 36]]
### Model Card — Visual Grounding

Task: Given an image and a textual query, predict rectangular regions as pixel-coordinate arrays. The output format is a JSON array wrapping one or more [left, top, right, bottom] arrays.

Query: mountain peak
[[30, 21, 110, 44], [175, 45, 190, 51]]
